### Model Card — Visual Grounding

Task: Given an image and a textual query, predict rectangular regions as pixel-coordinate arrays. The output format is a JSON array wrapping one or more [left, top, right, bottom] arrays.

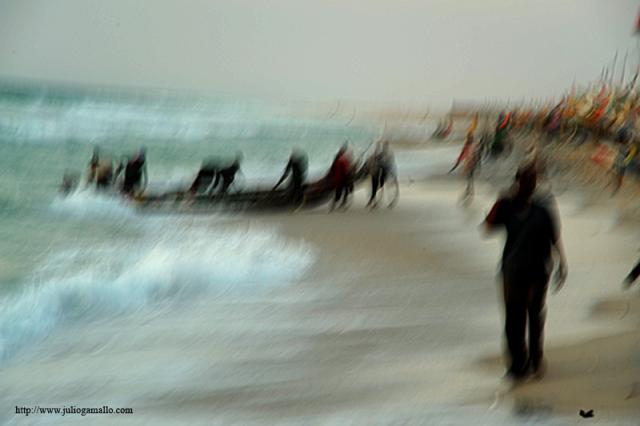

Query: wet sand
[[2, 144, 639, 425], [136, 173, 639, 424], [257, 180, 640, 423]]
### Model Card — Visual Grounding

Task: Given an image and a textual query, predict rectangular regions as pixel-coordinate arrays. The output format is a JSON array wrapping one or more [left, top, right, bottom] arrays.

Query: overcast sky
[[0, 0, 638, 107]]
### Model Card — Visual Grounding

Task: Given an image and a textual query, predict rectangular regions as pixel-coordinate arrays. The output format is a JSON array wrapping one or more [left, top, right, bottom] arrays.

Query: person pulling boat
[[273, 148, 308, 202], [115, 147, 148, 196]]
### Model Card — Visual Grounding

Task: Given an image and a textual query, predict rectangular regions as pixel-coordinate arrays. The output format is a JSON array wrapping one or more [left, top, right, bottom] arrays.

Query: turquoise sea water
[[0, 85, 378, 284], [0, 83, 379, 365]]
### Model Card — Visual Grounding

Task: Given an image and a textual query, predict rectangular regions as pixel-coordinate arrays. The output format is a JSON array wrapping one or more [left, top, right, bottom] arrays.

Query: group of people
[[186, 140, 396, 210], [81, 146, 148, 196], [188, 153, 243, 196], [325, 140, 397, 210], [73, 138, 397, 211]]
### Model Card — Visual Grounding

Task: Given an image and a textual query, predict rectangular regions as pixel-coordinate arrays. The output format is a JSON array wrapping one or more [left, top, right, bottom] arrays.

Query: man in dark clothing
[[86, 146, 100, 185], [328, 143, 352, 210], [483, 165, 568, 380], [116, 147, 148, 196], [85, 146, 114, 191], [273, 149, 308, 202], [211, 153, 242, 194], [189, 158, 219, 195], [367, 141, 396, 208]]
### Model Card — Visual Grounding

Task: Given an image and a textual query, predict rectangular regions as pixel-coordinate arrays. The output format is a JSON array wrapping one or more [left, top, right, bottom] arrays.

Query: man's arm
[[550, 200, 568, 289], [209, 171, 221, 195], [141, 165, 148, 190], [552, 237, 568, 291], [548, 203, 568, 291], [113, 161, 124, 180], [273, 162, 292, 190]]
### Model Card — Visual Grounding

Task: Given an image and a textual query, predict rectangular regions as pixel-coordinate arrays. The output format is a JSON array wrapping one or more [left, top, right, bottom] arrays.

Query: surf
[[0, 219, 315, 365]]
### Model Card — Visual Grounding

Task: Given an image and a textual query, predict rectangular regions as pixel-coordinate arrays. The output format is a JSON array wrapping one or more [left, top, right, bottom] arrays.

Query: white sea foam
[[0, 222, 315, 364], [49, 190, 137, 220]]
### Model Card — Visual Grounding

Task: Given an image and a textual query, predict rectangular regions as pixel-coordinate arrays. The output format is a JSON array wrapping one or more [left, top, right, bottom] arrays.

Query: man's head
[[137, 146, 147, 161], [514, 164, 537, 200], [91, 146, 100, 162], [291, 146, 303, 158]]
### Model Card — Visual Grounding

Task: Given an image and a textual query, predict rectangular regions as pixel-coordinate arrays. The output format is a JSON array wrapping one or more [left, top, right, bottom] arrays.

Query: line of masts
[[599, 48, 639, 89], [452, 43, 640, 115]]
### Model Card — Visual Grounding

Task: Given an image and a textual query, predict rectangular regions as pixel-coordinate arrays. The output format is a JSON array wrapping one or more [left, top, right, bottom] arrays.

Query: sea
[[0, 83, 389, 354], [0, 83, 450, 425]]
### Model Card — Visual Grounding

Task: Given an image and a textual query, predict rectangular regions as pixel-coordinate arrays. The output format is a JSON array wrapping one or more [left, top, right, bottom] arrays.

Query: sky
[[0, 0, 639, 107]]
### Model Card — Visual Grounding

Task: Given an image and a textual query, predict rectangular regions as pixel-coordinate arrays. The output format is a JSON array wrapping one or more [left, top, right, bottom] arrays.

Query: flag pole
[[621, 50, 629, 86], [610, 50, 619, 87]]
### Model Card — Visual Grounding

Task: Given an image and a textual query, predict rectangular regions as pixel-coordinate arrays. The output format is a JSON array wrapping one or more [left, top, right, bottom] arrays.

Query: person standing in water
[[483, 165, 568, 380], [86, 146, 100, 185], [115, 147, 148, 196], [273, 148, 308, 202], [211, 152, 243, 194], [60, 171, 79, 195], [189, 158, 220, 195], [85, 146, 114, 191]]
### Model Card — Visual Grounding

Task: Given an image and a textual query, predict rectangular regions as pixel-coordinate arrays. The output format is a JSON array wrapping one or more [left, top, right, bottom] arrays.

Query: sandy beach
[[249, 174, 640, 424], [1, 140, 638, 425]]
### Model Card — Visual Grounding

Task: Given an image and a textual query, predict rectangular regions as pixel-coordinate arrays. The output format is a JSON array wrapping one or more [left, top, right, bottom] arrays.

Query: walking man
[[483, 165, 568, 380]]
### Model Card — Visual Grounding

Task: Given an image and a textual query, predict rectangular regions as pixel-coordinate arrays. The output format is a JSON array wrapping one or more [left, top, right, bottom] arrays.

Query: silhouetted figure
[[328, 143, 352, 210], [115, 147, 148, 196], [85, 146, 114, 190], [86, 146, 100, 185], [60, 172, 79, 195], [212, 152, 243, 194], [273, 149, 308, 202], [367, 141, 395, 207], [189, 158, 220, 195], [483, 165, 568, 380]]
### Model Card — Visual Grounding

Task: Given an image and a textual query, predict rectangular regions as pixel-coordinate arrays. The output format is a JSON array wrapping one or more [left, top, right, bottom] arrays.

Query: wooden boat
[[133, 166, 369, 213]]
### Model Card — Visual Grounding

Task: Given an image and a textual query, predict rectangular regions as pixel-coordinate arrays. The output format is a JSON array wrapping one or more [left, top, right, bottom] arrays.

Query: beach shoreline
[[238, 165, 640, 422], [1, 131, 638, 424]]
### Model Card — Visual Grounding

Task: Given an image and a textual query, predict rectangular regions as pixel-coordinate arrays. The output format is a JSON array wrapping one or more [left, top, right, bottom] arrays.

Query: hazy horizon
[[1, 0, 639, 108]]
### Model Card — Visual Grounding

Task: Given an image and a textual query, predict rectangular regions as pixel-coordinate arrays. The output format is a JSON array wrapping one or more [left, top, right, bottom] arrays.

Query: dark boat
[[133, 166, 369, 213]]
